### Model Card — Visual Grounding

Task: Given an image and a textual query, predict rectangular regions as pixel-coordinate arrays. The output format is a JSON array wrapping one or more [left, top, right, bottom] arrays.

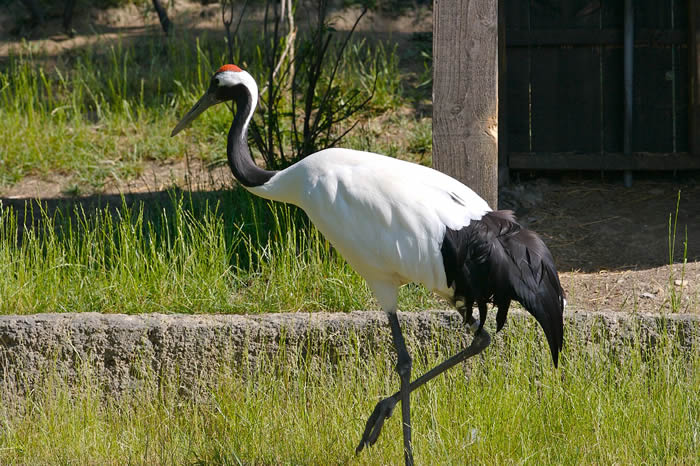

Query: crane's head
[[171, 64, 257, 136]]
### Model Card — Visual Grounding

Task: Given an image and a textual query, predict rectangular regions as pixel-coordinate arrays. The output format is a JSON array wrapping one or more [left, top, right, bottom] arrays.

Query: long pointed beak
[[170, 92, 218, 137]]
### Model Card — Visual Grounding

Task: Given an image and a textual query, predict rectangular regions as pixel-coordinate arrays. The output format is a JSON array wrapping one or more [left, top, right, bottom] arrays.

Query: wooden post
[[691, 0, 700, 157], [433, 0, 499, 208]]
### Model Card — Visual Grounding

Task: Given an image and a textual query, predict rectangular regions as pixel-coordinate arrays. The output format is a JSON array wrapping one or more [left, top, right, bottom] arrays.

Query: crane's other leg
[[358, 282, 413, 466], [387, 310, 414, 466], [357, 309, 491, 455], [456, 297, 480, 333]]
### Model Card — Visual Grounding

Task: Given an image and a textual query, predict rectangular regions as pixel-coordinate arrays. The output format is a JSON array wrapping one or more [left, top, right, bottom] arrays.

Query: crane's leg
[[357, 326, 491, 453], [457, 297, 480, 333], [360, 282, 414, 465], [387, 311, 414, 466]]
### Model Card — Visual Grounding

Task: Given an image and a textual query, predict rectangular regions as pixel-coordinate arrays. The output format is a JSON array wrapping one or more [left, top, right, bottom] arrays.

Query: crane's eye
[[213, 78, 220, 86]]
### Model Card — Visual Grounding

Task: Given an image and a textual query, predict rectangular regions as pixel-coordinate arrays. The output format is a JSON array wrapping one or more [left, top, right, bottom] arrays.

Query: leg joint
[[395, 352, 412, 378]]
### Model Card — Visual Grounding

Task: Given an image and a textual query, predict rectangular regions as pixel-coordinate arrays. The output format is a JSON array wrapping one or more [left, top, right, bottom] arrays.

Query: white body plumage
[[250, 148, 491, 308]]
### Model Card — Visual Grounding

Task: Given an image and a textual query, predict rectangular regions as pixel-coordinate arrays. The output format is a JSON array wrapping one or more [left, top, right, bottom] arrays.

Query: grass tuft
[[667, 191, 689, 313], [0, 191, 442, 315]]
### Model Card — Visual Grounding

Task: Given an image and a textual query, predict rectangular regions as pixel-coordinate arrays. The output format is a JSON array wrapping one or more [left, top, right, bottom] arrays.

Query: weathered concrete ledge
[[1, 310, 698, 396]]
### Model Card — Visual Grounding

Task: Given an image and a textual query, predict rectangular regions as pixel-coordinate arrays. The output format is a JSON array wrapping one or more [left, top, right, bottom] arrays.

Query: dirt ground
[[500, 173, 700, 314], [1, 0, 698, 315]]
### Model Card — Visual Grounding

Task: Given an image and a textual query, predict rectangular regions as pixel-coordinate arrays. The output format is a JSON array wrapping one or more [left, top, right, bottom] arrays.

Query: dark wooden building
[[433, 0, 700, 205], [503, 0, 700, 172]]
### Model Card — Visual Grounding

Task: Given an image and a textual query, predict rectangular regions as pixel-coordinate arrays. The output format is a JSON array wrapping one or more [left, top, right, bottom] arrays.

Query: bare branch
[[222, 0, 250, 64], [243, 0, 376, 169], [311, 7, 368, 140]]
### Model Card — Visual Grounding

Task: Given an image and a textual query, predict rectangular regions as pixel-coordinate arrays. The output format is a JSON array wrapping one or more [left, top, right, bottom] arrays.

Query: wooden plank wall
[[503, 0, 530, 154], [601, 1, 623, 153], [529, 0, 601, 154], [692, 0, 700, 156], [633, 0, 688, 153], [504, 0, 694, 170]]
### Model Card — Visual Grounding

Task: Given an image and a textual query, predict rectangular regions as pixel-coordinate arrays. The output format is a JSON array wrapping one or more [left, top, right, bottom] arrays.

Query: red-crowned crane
[[171, 64, 565, 466]]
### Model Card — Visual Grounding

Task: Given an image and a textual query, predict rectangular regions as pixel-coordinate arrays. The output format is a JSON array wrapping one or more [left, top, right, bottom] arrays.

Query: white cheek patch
[[215, 69, 259, 134], [217, 71, 243, 87]]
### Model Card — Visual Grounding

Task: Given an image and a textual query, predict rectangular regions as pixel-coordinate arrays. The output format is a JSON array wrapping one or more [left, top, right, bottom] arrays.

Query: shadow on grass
[[1, 170, 699, 276], [0, 185, 314, 275]]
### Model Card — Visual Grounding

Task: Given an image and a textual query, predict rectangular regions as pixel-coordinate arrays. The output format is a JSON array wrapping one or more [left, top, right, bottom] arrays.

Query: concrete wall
[[1, 310, 698, 397]]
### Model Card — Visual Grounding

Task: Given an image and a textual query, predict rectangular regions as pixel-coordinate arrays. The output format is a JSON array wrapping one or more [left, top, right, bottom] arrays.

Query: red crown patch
[[217, 64, 242, 73]]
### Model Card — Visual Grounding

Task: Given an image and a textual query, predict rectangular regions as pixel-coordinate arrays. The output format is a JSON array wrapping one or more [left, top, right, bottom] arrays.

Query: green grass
[[0, 34, 226, 187], [0, 27, 421, 190], [344, 114, 432, 166], [1, 319, 697, 464], [345, 39, 403, 112], [0, 190, 441, 315]]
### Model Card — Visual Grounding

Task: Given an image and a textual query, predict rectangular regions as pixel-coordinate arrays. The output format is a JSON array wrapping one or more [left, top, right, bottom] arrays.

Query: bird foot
[[356, 395, 398, 453]]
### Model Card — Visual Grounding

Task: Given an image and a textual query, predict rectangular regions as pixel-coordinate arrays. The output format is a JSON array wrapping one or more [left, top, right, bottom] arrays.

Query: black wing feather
[[441, 210, 565, 366]]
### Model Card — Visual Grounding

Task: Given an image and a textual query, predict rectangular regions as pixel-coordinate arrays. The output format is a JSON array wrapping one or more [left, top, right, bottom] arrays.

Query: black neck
[[227, 87, 277, 188]]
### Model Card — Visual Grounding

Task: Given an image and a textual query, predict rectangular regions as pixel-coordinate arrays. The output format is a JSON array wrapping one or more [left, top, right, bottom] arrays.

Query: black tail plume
[[441, 210, 565, 366]]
